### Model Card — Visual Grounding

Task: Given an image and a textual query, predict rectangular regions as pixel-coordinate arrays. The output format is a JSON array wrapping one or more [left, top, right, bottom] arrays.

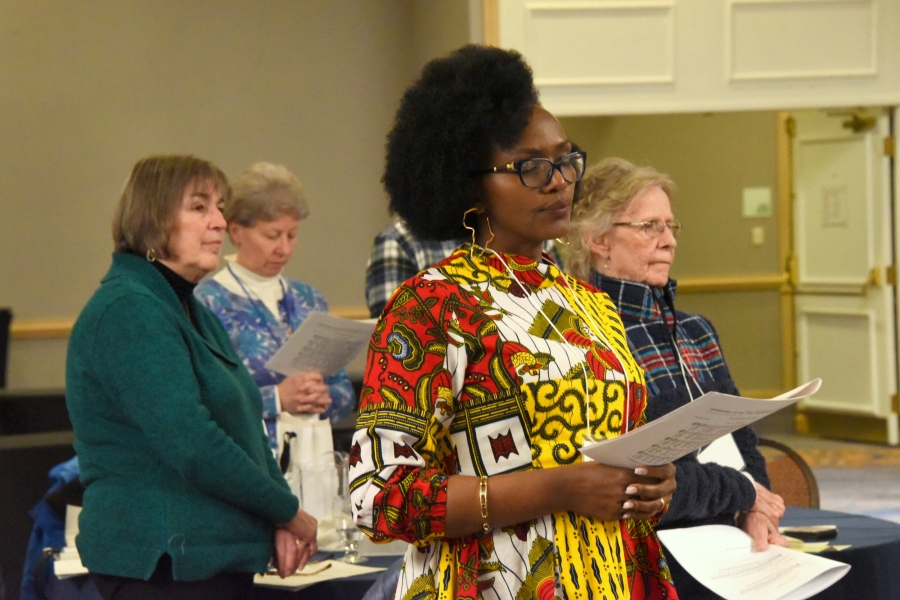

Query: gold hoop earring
[[462, 208, 479, 257], [146, 248, 157, 262], [555, 234, 570, 246], [483, 216, 495, 252]]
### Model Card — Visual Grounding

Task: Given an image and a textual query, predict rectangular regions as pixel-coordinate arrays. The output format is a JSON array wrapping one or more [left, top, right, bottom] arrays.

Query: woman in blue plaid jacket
[[565, 157, 788, 600]]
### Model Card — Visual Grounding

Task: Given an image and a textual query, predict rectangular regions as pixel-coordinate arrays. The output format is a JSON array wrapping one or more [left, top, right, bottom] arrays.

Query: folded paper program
[[581, 379, 821, 468]]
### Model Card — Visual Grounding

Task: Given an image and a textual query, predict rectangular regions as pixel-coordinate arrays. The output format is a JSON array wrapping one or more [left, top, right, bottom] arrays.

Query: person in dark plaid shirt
[[566, 157, 788, 600], [364, 221, 459, 318], [364, 221, 563, 318]]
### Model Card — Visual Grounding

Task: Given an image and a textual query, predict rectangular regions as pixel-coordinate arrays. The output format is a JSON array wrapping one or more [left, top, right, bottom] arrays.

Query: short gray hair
[[225, 162, 309, 227], [564, 157, 676, 280]]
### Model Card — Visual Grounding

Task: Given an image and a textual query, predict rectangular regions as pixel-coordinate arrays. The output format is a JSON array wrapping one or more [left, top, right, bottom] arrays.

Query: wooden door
[[791, 108, 899, 445]]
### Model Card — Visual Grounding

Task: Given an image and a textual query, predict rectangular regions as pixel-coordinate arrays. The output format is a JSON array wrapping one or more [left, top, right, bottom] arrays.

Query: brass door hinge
[[886, 136, 895, 157], [868, 266, 883, 287], [888, 265, 897, 285], [785, 116, 796, 138], [784, 253, 797, 288], [893, 393, 900, 413]]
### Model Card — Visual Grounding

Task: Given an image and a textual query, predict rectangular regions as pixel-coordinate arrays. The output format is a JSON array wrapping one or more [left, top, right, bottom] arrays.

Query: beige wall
[[1, 0, 471, 387], [0, 5, 787, 393], [560, 112, 784, 394]]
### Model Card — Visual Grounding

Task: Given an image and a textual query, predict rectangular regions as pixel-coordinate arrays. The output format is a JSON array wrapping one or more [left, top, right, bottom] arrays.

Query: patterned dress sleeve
[[350, 279, 459, 546]]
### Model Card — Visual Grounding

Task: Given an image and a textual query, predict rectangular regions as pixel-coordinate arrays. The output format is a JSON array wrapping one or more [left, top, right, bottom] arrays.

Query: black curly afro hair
[[382, 44, 539, 241]]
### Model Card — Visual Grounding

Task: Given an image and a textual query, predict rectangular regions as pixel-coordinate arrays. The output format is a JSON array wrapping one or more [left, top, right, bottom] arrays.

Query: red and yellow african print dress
[[350, 248, 677, 600]]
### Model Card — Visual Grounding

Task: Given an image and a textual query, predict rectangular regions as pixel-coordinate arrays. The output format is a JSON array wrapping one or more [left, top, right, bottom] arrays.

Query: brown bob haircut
[[112, 155, 230, 259]]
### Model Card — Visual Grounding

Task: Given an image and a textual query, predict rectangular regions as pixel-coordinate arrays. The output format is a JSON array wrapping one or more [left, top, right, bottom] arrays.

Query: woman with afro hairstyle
[[350, 45, 679, 600]]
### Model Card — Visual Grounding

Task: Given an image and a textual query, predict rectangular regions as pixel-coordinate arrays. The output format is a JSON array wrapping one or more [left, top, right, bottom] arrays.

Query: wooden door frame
[[777, 112, 797, 397]]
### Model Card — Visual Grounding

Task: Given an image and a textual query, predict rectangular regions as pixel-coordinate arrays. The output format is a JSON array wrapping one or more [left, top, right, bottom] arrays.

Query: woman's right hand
[[274, 508, 318, 576], [561, 462, 677, 521], [278, 372, 332, 414], [446, 461, 677, 537], [274, 528, 312, 577]]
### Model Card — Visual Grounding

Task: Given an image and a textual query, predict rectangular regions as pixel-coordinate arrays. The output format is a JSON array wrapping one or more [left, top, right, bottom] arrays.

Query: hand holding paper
[[658, 524, 849, 600]]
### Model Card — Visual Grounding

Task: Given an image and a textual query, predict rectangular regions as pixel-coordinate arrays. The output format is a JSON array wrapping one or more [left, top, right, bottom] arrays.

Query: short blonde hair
[[565, 157, 676, 280], [113, 155, 230, 259], [226, 162, 309, 227]]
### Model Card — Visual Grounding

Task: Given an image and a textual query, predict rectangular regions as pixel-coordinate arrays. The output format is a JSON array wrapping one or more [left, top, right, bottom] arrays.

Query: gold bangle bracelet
[[479, 475, 490, 533]]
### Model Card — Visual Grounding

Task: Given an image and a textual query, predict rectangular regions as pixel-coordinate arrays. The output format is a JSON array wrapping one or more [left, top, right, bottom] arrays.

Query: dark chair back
[[0, 308, 11, 389]]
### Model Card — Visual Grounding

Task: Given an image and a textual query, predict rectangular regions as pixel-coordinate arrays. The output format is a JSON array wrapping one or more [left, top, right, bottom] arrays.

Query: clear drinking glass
[[332, 494, 367, 563]]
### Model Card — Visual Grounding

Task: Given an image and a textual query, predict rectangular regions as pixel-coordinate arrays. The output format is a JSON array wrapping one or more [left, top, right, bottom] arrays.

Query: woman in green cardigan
[[66, 155, 317, 599]]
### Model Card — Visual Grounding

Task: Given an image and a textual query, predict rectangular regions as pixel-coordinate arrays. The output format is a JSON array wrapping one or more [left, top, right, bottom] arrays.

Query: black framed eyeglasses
[[472, 150, 587, 189], [611, 219, 682, 239]]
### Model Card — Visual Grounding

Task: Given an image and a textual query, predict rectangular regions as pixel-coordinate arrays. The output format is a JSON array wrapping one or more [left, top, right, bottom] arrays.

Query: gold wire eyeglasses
[[611, 219, 682, 239]]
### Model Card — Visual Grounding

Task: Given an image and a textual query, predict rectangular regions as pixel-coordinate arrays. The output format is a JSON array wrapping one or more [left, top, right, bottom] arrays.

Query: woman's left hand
[[620, 464, 677, 520], [274, 527, 315, 577], [750, 482, 786, 524]]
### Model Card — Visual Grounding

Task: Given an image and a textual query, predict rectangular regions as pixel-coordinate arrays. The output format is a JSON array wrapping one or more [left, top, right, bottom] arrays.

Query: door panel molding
[[515, 1, 676, 87], [796, 303, 881, 414], [726, 0, 877, 81], [495, 0, 900, 115]]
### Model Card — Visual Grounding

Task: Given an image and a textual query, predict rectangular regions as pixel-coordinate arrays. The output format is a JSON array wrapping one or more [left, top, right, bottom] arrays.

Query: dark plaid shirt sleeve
[[365, 231, 420, 318]]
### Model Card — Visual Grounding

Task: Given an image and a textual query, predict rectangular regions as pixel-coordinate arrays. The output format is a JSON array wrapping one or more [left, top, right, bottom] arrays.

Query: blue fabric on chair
[[360, 557, 402, 600], [20, 457, 80, 600]]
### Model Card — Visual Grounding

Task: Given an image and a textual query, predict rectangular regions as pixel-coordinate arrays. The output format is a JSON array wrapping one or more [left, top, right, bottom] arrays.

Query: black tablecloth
[[44, 554, 399, 600], [44, 508, 900, 600], [781, 507, 900, 599]]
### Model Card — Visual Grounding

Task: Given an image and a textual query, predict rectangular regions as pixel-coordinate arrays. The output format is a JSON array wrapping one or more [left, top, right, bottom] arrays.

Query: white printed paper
[[253, 560, 386, 591], [266, 312, 375, 377], [64, 505, 81, 548], [53, 548, 88, 579], [658, 525, 849, 600], [697, 433, 746, 471], [580, 379, 821, 468]]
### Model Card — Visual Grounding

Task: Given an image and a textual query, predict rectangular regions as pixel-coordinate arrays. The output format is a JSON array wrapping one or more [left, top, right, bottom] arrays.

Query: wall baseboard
[[9, 275, 788, 340], [677, 274, 786, 294], [11, 308, 374, 340]]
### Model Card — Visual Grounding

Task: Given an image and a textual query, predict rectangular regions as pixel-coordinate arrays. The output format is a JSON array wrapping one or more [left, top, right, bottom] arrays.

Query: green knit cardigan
[[66, 252, 299, 580]]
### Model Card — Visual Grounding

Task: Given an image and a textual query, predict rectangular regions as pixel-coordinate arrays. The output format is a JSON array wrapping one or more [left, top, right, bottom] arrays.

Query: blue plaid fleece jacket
[[590, 271, 769, 528]]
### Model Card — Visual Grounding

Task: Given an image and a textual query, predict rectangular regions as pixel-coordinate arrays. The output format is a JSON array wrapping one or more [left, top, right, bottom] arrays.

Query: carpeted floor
[[760, 433, 900, 524], [767, 435, 900, 468]]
